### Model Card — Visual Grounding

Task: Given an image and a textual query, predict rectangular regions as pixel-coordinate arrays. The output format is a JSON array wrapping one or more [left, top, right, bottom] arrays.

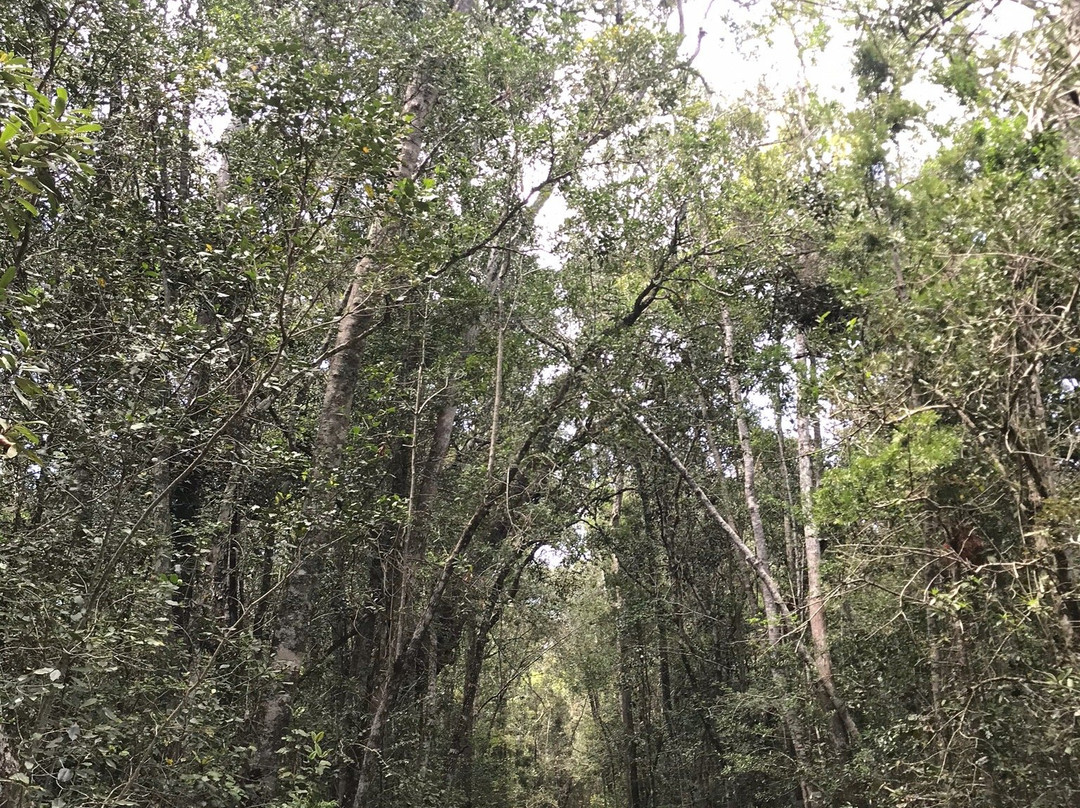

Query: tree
[[3, 1, 1080, 807]]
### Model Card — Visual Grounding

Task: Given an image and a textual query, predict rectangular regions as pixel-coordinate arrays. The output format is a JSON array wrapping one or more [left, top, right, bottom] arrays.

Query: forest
[[2, 0, 1080, 806]]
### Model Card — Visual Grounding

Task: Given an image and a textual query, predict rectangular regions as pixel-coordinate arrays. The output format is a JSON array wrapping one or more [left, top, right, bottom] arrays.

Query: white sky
[[672, 0, 1038, 106], [667, 1, 853, 105], [531, 0, 1043, 237]]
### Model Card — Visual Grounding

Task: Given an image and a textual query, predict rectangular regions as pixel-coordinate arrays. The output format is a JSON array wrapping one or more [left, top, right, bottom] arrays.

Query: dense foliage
[[2, 1, 1079, 807]]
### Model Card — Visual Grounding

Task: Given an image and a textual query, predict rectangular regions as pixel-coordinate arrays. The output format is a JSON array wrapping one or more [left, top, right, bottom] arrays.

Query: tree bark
[[252, 0, 476, 793], [722, 309, 818, 805], [607, 477, 644, 808], [721, 308, 781, 638], [773, 386, 803, 606], [448, 542, 533, 805], [0, 725, 21, 808], [793, 330, 859, 753]]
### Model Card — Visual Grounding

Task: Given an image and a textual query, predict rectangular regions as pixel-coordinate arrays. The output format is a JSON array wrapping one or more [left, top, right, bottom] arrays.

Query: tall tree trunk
[[350, 380, 574, 808], [792, 330, 859, 754], [607, 477, 643, 808], [252, 0, 475, 793], [448, 541, 535, 805], [721, 309, 779, 634], [722, 308, 818, 806], [351, 241, 515, 803], [348, 252, 667, 805], [0, 726, 21, 808], [487, 273, 506, 477], [615, 587, 643, 808], [773, 386, 803, 606]]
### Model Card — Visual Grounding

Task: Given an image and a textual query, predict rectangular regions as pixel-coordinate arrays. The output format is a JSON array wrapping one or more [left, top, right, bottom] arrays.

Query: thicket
[[1, 2, 1079, 807]]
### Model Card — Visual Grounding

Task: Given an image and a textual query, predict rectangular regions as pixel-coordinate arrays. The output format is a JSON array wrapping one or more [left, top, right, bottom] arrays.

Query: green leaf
[[0, 265, 15, 293], [11, 423, 39, 444], [13, 175, 42, 195], [0, 118, 19, 146], [14, 375, 42, 397]]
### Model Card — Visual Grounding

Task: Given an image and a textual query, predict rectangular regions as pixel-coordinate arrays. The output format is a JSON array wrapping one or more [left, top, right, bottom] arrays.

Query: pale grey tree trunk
[[722, 308, 818, 806], [631, 410, 826, 805], [793, 330, 859, 753], [606, 475, 644, 808], [721, 308, 779, 636], [773, 387, 803, 606], [253, 0, 476, 794], [0, 726, 21, 808]]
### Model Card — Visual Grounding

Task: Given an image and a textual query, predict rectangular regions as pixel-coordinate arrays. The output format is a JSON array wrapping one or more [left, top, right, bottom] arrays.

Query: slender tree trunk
[[487, 274, 506, 477], [352, 242, 517, 805], [694, 380, 731, 506], [607, 476, 643, 808], [631, 414, 788, 624], [253, 1, 476, 793], [773, 387, 803, 606], [350, 382, 573, 808], [195, 456, 244, 629], [449, 541, 536, 804], [722, 309, 819, 805], [0, 726, 21, 808], [345, 231, 664, 806], [721, 309, 779, 633], [793, 330, 859, 753]]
